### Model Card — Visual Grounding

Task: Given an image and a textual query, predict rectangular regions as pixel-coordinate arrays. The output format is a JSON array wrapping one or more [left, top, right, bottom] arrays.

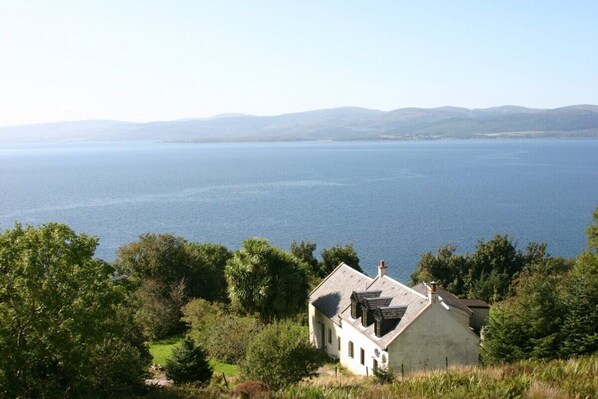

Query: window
[[337, 337, 341, 351], [375, 320, 381, 337], [348, 341, 354, 358], [328, 328, 332, 344], [360, 348, 365, 365], [373, 359, 378, 371]]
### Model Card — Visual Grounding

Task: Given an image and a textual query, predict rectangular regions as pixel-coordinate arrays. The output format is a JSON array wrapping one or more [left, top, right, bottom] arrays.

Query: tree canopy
[[165, 337, 213, 385], [482, 206, 598, 363], [411, 234, 550, 303], [241, 320, 324, 390], [319, 243, 362, 277], [225, 238, 309, 323], [0, 223, 150, 398]]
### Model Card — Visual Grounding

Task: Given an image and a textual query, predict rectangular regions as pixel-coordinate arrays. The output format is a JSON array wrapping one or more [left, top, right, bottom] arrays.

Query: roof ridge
[[381, 275, 428, 299], [309, 262, 372, 297]]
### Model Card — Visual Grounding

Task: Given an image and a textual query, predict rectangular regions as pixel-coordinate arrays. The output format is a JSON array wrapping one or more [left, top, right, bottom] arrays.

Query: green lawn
[[148, 336, 182, 366], [148, 336, 239, 377]]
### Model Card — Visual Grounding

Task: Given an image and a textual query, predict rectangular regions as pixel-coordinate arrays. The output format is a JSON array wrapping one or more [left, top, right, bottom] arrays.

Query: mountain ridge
[[2, 105, 598, 142]]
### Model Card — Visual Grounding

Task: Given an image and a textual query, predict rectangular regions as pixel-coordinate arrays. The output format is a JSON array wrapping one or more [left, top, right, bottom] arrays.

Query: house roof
[[375, 305, 408, 320], [351, 290, 383, 301], [459, 299, 490, 309], [309, 263, 373, 325], [340, 275, 429, 349], [412, 283, 473, 316], [362, 296, 393, 310]]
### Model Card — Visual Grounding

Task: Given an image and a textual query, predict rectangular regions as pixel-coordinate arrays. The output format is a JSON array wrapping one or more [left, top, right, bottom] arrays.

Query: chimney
[[378, 260, 387, 278], [428, 281, 439, 303]]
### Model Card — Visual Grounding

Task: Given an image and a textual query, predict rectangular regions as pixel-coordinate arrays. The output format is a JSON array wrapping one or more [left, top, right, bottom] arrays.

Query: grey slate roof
[[375, 305, 408, 320], [340, 275, 429, 349], [351, 290, 383, 301], [413, 283, 473, 316], [362, 297, 393, 310], [309, 263, 373, 325]]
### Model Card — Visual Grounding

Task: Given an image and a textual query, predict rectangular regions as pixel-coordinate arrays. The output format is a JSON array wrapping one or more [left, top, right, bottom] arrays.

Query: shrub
[[205, 314, 262, 363], [165, 337, 213, 385], [241, 320, 324, 390], [234, 380, 271, 399], [373, 365, 395, 384]]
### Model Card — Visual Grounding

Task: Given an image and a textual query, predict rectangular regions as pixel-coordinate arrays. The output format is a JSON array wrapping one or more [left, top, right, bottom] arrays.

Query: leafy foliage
[[482, 206, 598, 363], [319, 243, 362, 277], [241, 320, 324, 390], [165, 337, 213, 385], [135, 279, 187, 340], [0, 223, 150, 398], [225, 238, 309, 323], [117, 235, 231, 339], [185, 242, 231, 301], [117, 233, 189, 284], [290, 240, 319, 275], [411, 235, 550, 303], [372, 364, 395, 384], [559, 209, 598, 357], [182, 298, 261, 363]]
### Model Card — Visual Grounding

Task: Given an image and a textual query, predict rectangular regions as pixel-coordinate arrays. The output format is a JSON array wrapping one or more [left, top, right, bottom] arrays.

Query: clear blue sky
[[1, 1, 597, 125]]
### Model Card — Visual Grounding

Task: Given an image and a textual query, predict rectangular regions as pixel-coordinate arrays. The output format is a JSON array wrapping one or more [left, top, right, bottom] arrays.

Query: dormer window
[[361, 297, 393, 327], [374, 305, 408, 337], [350, 290, 382, 320]]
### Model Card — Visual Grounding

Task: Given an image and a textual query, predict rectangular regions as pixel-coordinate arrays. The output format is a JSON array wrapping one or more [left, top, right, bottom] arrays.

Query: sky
[[1, 1, 597, 126]]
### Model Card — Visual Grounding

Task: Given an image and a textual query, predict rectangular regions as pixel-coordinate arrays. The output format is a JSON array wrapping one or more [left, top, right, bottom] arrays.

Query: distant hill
[[2, 105, 598, 142]]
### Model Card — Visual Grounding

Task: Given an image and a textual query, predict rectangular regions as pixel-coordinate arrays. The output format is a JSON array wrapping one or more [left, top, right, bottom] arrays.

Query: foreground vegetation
[[142, 355, 598, 399], [1, 205, 597, 397]]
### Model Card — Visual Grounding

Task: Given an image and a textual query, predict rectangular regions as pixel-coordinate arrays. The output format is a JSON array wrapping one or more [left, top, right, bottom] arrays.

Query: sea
[[1, 139, 597, 282]]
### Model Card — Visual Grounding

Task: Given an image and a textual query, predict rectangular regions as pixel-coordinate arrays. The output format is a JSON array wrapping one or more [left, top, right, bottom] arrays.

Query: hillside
[[2, 105, 598, 142]]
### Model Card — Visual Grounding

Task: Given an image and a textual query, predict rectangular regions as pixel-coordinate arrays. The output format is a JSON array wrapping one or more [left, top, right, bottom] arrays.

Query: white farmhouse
[[308, 261, 484, 376]]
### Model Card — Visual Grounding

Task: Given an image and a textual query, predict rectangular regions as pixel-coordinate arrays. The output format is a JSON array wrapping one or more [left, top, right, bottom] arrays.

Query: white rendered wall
[[338, 320, 385, 376], [308, 304, 342, 359], [387, 303, 479, 374]]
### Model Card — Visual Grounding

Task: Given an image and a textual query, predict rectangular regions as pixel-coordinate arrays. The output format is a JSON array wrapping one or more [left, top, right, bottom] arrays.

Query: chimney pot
[[428, 281, 439, 303], [378, 260, 387, 277]]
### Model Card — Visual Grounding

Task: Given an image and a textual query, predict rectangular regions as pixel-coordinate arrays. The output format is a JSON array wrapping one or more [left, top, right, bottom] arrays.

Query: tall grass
[[275, 355, 598, 399]]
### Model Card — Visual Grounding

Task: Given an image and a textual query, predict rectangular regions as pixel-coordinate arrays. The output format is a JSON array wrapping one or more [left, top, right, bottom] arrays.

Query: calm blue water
[[1, 140, 597, 282]]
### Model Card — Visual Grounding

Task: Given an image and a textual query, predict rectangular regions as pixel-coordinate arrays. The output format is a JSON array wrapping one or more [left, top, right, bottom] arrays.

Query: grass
[[276, 355, 598, 399], [140, 355, 598, 399], [210, 359, 239, 377], [148, 336, 183, 366], [148, 336, 239, 377]]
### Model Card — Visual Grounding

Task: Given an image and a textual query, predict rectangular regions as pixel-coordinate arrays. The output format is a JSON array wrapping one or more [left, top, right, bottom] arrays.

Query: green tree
[[165, 337, 213, 385], [410, 244, 467, 294], [185, 243, 231, 302], [290, 240, 319, 275], [182, 298, 226, 345], [204, 314, 262, 363], [134, 279, 187, 340], [411, 235, 549, 303], [560, 207, 598, 357], [0, 223, 150, 398], [225, 238, 309, 323], [241, 320, 324, 390], [117, 233, 189, 284], [319, 243, 362, 277]]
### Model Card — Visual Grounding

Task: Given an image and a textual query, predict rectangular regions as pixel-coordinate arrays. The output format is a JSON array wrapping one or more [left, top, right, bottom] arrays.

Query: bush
[[234, 380, 271, 399], [182, 299, 261, 363], [373, 364, 395, 384], [205, 314, 262, 363], [165, 337, 213, 385], [241, 320, 324, 390]]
